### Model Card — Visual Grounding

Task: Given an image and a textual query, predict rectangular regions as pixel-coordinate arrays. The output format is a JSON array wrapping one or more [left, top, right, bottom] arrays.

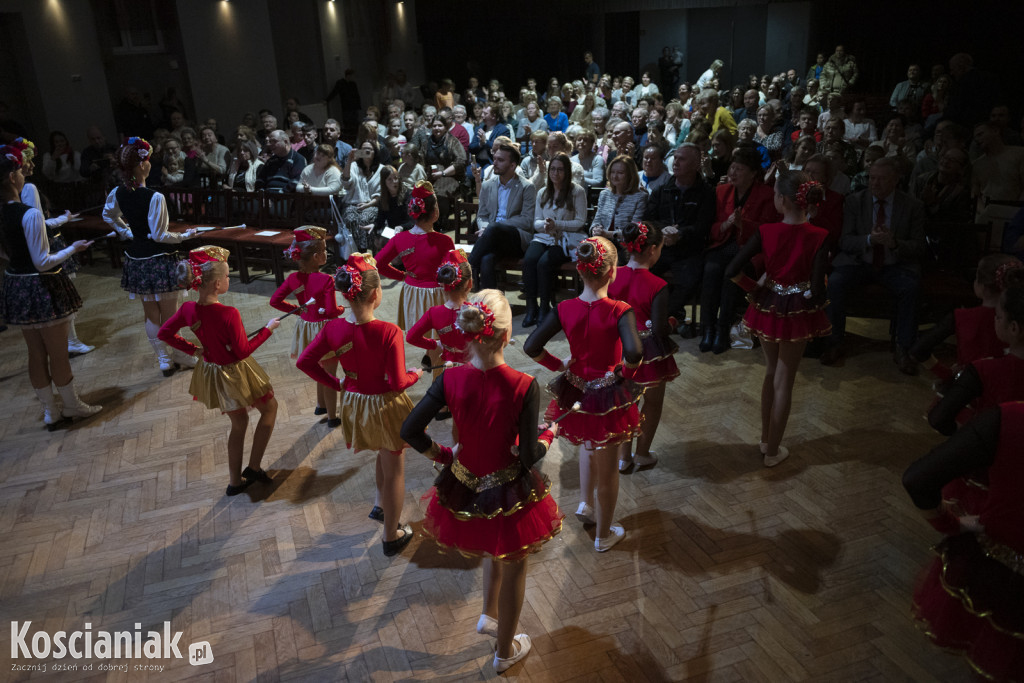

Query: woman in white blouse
[[341, 140, 383, 252], [299, 144, 343, 196], [571, 130, 605, 190], [522, 153, 588, 326]]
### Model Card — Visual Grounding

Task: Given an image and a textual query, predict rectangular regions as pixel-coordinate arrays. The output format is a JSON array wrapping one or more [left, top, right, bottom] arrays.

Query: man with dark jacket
[[256, 130, 305, 192]]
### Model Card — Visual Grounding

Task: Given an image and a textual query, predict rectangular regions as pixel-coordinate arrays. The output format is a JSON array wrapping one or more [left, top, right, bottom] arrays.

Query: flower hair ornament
[[437, 249, 469, 290], [11, 138, 35, 162], [575, 237, 608, 275], [455, 301, 495, 341], [188, 245, 230, 290], [623, 222, 650, 254], [995, 260, 1024, 291], [118, 137, 153, 189], [1, 145, 23, 168], [795, 181, 823, 209], [126, 136, 151, 160], [407, 180, 435, 220], [337, 252, 376, 300], [285, 226, 328, 261]]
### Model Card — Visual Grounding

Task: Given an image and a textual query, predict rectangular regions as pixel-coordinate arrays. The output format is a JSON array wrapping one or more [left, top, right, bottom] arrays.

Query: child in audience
[[725, 169, 830, 467], [524, 237, 643, 552], [401, 290, 561, 674], [296, 253, 421, 556], [158, 246, 280, 496], [911, 254, 1020, 388], [608, 222, 679, 473], [270, 227, 343, 426]]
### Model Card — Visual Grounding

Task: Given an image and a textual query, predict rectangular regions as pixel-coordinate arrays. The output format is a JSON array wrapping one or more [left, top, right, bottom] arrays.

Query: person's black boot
[[712, 324, 731, 354], [699, 324, 715, 352], [522, 301, 540, 327]]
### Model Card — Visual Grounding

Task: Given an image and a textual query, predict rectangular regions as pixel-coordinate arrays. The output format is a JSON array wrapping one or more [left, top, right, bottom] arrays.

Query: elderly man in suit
[[469, 141, 537, 290], [821, 157, 927, 374]]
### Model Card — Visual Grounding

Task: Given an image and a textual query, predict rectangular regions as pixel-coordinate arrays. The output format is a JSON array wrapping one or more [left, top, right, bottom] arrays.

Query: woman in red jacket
[[700, 146, 780, 353]]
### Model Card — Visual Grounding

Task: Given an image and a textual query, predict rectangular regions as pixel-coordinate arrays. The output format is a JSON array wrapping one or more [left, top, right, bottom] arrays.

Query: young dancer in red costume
[[158, 246, 281, 496], [406, 248, 472, 367], [374, 180, 455, 370], [524, 236, 643, 552], [725, 169, 830, 467], [911, 254, 1020, 387], [296, 253, 422, 556], [401, 290, 562, 673], [903, 402, 1024, 682], [608, 222, 680, 473], [270, 226, 344, 427]]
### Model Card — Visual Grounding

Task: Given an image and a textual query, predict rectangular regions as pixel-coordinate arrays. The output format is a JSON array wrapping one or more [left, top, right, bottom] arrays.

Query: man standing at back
[[584, 51, 601, 87]]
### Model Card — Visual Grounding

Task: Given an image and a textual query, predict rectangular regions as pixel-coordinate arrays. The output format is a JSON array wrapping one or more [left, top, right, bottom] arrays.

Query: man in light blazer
[[469, 141, 537, 289], [822, 157, 927, 374]]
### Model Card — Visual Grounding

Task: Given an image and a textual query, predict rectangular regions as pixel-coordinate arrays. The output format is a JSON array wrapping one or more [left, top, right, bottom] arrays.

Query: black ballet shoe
[[698, 325, 715, 352], [314, 405, 327, 416], [420, 354, 432, 372], [241, 466, 272, 484], [382, 524, 413, 556], [434, 409, 452, 422], [712, 328, 731, 355], [368, 506, 385, 523], [225, 480, 253, 496], [161, 363, 180, 378], [678, 322, 697, 339], [326, 417, 342, 428]]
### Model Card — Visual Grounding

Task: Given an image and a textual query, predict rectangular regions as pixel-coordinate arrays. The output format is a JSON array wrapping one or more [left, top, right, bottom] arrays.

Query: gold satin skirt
[[189, 357, 274, 413], [340, 390, 414, 452], [290, 318, 328, 359], [397, 282, 445, 331]]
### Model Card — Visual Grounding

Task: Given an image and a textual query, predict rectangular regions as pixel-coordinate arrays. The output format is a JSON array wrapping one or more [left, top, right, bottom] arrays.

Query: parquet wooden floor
[[0, 264, 974, 682]]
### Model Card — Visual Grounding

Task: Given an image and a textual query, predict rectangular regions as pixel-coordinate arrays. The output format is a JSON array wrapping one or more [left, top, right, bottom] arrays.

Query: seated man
[[256, 130, 306, 192], [734, 89, 759, 124], [468, 142, 537, 289], [640, 142, 671, 194], [822, 157, 927, 374], [469, 104, 511, 168], [643, 143, 715, 330]]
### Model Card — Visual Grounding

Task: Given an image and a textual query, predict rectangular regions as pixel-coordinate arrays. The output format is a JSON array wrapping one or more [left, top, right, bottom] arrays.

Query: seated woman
[[397, 142, 427, 193], [543, 97, 569, 134], [299, 143, 343, 196], [572, 130, 605, 191], [707, 129, 734, 184], [41, 131, 82, 184], [522, 153, 587, 326], [701, 147, 780, 354], [197, 125, 230, 186], [736, 120, 771, 169], [223, 140, 263, 192], [590, 155, 647, 263], [515, 101, 548, 156], [787, 134, 818, 171], [753, 105, 785, 158], [421, 117, 466, 232], [569, 92, 597, 131], [341, 140, 383, 252], [159, 135, 185, 188], [375, 166, 412, 235]]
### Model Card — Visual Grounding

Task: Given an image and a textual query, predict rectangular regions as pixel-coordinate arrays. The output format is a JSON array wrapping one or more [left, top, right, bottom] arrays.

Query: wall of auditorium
[[0, 0, 116, 149], [175, 0, 282, 132]]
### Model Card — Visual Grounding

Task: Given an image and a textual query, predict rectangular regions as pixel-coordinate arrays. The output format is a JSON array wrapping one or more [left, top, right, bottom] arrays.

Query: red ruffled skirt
[[912, 533, 1024, 681], [421, 465, 563, 562], [544, 368, 643, 446], [629, 333, 680, 386], [743, 289, 831, 343]]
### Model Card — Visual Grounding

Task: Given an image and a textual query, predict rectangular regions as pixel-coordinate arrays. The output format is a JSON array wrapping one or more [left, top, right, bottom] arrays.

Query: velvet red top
[[758, 221, 829, 286], [443, 364, 533, 475], [982, 402, 1024, 549], [406, 303, 469, 363], [158, 301, 272, 365], [557, 297, 633, 380], [607, 266, 666, 332], [971, 354, 1024, 412], [954, 306, 1006, 367], [296, 317, 419, 394], [810, 188, 844, 252], [374, 230, 455, 288], [708, 182, 780, 251], [269, 271, 343, 323]]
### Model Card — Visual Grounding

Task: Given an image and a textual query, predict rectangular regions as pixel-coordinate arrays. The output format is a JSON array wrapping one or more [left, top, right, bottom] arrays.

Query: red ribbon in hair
[[623, 222, 650, 254], [437, 249, 469, 290], [576, 237, 608, 275], [455, 301, 495, 341]]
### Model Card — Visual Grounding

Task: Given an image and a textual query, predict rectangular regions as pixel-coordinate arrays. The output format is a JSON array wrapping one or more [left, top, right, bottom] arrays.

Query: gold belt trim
[[344, 370, 358, 380], [565, 368, 617, 391], [451, 457, 521, 493], [438, 324, 454, 335], [398, 247, 415, 258], [766, 279, 810, 295], [637, 329, 652, 338], [979, 533, 1024, 576]]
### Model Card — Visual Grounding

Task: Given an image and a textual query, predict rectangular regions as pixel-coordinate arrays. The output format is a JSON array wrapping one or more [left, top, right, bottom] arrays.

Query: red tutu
[[544, 369, 643, 446], [912, 534, 1024, 681], [630, 333, 680, 386], [743, 287, 831, 343], [421, 466, 563, 561]]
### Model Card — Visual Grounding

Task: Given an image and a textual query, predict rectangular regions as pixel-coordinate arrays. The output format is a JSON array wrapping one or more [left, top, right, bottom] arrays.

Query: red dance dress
[[607, 266, 679, 386], [296, 317, 418, 452], [953, 306, 1005, 367], [158, 302, 274, 413], [740, 222, 831, 343], [404, 365, 563, 561], [529, 297, 644, 447], [908, 402, 1024, 682], [375, 230, 455, 330], [406, 302, 469, 364], [269, 271, 343, 358]]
